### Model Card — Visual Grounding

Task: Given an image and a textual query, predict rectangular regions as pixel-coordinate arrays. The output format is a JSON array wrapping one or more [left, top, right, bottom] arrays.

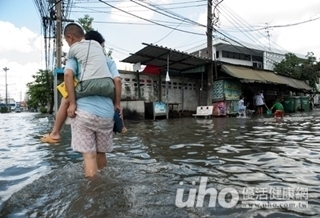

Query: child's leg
[[274, 110, 283, 121], [50, 98, 70, 140]]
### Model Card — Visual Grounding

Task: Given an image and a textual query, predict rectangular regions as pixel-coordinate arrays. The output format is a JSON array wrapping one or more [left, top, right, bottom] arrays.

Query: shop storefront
[[212, 79, 241, 116], [212, 63, 313, 115]]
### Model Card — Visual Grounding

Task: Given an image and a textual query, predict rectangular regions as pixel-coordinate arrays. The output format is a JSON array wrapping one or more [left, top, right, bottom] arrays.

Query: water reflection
[[0, 111, 320, 217]]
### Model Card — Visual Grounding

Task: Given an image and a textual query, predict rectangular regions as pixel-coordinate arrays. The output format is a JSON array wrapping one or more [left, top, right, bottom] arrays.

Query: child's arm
[[270, 103, 276, 110]]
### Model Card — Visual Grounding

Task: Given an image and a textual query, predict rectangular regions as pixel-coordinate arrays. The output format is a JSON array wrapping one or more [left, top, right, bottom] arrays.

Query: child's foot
[[49, 132, 61, 141], [40, 133, 60, 143]]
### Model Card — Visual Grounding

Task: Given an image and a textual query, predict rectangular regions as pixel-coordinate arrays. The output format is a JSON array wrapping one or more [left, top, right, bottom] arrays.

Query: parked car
[[15, 107, 21, 113]]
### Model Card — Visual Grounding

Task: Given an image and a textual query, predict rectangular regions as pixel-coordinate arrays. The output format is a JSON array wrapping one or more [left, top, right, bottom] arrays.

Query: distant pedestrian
[[238, 95, 246, 116], [254, 91, 265, 115], [270, 98, 284, 121]]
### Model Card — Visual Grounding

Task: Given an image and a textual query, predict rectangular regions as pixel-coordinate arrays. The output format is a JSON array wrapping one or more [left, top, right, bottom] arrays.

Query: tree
[[274, 52, 320, 90], [26, 69, 54, 113], [77, 14, 114, 58], [78, 14, 94, 32], [273, 53, 302, 78], [300, 52, 320, 90]]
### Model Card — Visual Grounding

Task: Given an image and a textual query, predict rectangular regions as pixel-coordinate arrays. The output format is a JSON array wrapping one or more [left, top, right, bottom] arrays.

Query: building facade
[[187, 38, 306, 71], [119, 70, 207, 117], [186, 38, 311, 116]]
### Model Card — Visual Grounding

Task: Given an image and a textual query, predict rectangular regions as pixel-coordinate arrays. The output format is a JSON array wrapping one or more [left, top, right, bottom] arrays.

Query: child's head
[[274, 98, 282, 104], [239, 95, 244, 100], [85, 30, 106, 55], [63, 23, 85, 47], [85, 31, 105, 45]]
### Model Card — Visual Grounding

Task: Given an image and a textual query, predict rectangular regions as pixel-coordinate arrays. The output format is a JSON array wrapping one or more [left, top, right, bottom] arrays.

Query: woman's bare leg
[[96, 152, 107, 170], [83, 152, 98, 177]]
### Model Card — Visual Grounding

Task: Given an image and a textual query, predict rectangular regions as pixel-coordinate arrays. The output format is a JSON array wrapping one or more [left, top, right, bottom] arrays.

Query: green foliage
[[26, 69, 54, 113], [77, 15, 113, 58], [274, 53, 302, 78], [0, 107, 8, 113], [274, 52, 320, 90], [40, 107, 48, 113], [78, 14, 94, 33]]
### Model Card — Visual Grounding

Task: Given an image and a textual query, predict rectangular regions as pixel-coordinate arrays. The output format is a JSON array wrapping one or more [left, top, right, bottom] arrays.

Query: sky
[[0, 0, 320, 101]]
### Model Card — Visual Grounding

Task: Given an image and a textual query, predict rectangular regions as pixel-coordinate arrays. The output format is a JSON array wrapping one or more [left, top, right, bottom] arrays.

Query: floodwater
[[0, 111, 320, 218]]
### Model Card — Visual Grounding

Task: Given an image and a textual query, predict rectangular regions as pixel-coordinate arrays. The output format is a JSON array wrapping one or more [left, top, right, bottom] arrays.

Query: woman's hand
[[114, 104, 123, 119], [67, 102, 77, 118]]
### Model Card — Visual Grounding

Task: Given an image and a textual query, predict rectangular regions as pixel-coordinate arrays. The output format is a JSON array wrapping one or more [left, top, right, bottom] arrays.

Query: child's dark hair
[[239, 95, 243, 99]]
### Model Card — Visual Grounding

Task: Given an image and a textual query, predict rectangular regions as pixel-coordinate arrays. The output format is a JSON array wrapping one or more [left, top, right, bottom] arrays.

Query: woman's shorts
[[70, 110, 114, 153]]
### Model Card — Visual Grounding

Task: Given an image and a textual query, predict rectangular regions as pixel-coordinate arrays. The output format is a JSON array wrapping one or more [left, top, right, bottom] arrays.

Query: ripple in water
[[1, 111, 320, 217]]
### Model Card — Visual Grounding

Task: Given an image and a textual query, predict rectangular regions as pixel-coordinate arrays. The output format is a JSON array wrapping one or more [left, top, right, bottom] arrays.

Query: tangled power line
[[33, 0, 319, 63], [33, 0, 74, 71]]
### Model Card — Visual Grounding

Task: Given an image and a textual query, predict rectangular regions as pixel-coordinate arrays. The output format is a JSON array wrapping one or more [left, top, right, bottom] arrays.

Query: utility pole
[[3, 67, 9, 110], [54, 0, 62, 114], [206, 0, 213, 106]]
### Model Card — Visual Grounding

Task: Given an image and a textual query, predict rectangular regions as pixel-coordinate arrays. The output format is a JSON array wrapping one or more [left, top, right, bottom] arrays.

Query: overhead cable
[[98, 0, 205, 36]]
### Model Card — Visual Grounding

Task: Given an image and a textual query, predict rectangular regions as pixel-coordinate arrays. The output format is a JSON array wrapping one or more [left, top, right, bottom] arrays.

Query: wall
[[264, 51, 285, 71], [121, 100, 145, 119], [119, 71, 207, 111], [218, 57, 253, 66]]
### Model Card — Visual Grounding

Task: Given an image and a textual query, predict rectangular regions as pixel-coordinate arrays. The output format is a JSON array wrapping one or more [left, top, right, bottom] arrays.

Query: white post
[[3, 67, 9, 110], [166, 54, 170, 119]]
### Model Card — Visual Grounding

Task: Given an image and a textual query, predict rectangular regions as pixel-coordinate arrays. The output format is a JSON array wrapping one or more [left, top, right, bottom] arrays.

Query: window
[[222, 50, 251, 61], [253, 62, 263, 69], [252, 55, 263, 62]]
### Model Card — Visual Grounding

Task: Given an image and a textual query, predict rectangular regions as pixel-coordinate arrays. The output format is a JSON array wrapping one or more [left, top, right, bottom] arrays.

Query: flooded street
[[0, 111, 320, 217]]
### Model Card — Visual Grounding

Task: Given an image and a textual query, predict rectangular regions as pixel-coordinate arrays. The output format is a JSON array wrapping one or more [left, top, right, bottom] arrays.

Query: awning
[[295, 80, 312, 91], [222, 64, 312, 91], [221, 64, 265, 83], [277, 75, 312, 91], [257, 71, 287, 85]]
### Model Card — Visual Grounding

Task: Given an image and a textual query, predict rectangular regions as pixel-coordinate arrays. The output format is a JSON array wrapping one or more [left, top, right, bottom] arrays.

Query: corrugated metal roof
[[121, 43, 212, 71]]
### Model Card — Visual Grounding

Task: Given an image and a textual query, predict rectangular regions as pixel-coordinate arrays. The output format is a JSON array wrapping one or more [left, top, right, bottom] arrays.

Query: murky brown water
[[0, 111, 320, 217]]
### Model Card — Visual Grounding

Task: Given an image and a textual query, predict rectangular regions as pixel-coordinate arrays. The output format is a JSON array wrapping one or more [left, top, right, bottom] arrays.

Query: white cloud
[[110, 0, 170, 23], [34, 35, 44, 51], [0, 21, 46, 101], [110, 1, 154, 23], [0, 58, 44, 101], [196, 0, 320, 58], [0, 21, 39, 53]]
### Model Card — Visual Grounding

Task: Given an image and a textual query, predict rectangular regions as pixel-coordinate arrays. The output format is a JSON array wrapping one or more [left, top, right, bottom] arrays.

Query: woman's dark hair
[[84, 30, 105, 44]]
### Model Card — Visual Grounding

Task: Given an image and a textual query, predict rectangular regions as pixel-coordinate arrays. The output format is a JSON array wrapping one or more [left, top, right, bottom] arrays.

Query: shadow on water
[[0, 111, 320, 217]]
